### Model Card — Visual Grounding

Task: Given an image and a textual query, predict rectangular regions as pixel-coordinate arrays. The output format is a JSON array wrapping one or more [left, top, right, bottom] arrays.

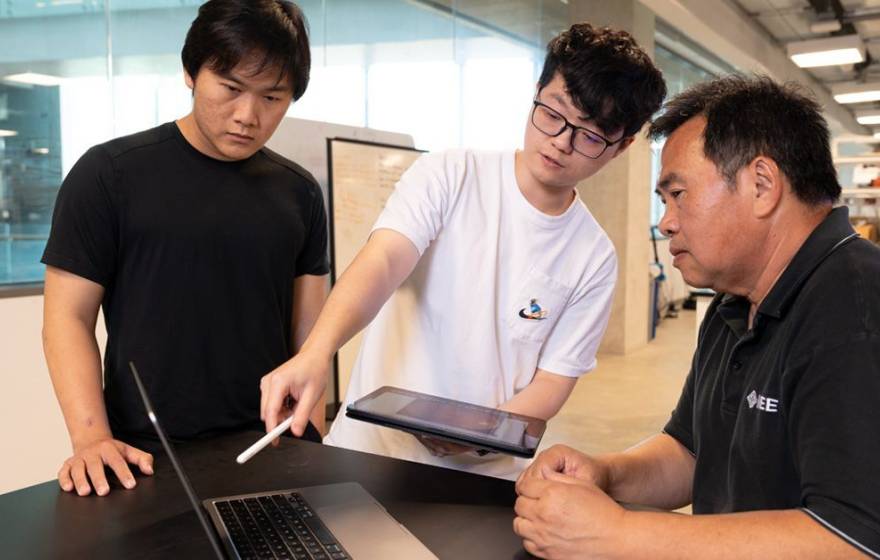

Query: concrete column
[[570, 0, 655, 354]]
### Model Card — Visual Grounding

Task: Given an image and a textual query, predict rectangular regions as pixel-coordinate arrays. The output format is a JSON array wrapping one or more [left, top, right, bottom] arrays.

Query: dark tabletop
[[0, 431, 532, 560]]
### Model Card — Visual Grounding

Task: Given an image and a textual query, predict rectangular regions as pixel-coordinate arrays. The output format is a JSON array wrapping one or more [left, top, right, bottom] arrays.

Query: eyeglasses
[[531, 99, 625, 159]]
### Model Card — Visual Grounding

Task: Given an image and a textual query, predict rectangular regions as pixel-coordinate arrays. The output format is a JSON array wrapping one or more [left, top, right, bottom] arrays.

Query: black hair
[[181, 0, 311, 101], [538, 23, 666, 138], [649, 75, 840, 205]]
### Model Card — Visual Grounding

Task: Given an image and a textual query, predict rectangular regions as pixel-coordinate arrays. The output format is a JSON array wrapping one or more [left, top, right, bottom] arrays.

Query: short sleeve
[[41, 145, 119, 287], [790, 333, 880, 557], [662, 365, 696, 455], [295, 182, 330, 277], [536, 250, 617, 377], [371, 152, 454, 255]]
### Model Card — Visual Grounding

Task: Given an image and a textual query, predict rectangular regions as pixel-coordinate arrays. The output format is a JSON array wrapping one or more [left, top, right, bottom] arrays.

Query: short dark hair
[[538, 23, 666, 139], [649, 75, 840, 205], [181, 0, 311, 101]]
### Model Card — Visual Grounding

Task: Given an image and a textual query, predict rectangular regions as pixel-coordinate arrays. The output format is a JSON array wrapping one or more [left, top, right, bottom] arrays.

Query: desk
[[0, 432, 529, 559]]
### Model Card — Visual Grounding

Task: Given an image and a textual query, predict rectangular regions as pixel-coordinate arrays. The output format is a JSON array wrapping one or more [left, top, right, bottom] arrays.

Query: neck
[[742, 205, 831, 327], [514, 150, 576, 215]]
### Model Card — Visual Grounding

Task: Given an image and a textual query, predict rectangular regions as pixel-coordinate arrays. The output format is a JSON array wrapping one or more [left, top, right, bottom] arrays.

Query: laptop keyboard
[[215, 493, 349, 560]]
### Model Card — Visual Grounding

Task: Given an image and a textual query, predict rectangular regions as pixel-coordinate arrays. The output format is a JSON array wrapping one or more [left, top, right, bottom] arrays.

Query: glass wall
[[649, 44, 720, 226], [0, 0, 566, 287]]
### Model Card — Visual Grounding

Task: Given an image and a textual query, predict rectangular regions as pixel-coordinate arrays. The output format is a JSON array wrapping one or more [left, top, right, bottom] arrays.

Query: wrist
[[297, 339, 336, 364], [70, 424, 113, 452]]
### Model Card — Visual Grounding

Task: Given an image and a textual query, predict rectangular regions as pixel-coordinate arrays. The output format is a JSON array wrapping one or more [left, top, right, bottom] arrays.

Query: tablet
[[345, 386, 546, 458]]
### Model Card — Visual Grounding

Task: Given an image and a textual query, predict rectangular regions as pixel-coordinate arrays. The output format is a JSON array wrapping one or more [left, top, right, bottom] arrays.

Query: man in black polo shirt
[[41, 0, 327, 498], [514, 75, 880, 558]]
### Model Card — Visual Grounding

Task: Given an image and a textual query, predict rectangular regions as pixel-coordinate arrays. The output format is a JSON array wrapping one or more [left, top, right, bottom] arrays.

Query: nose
[[550, 125, 575, 155], [658, 204, 678, 237], [233, 95, 259, 129]]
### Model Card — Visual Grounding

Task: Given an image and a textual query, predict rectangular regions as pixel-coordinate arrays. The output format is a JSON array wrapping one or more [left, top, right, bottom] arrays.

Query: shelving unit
[[832, 135, 880, 243]]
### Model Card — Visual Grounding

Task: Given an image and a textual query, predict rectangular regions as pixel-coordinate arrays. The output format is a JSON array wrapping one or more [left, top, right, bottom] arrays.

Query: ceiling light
[[833, 82, 880, 104], [873, 130, 880, 140], [0, 129, 17, 137], [3, 72, 65, 86], [809, 20, 843, 34], [787, 34, 865, 68], [855, 110, 880, 125]]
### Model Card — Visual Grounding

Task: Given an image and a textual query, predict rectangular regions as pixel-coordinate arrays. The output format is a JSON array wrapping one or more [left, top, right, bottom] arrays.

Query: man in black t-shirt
[[514, 77, 880, 558], [41, 0, 328, 498]]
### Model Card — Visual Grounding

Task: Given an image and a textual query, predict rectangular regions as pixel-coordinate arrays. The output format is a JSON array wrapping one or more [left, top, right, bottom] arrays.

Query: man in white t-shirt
[[259, 23, 667, 479]]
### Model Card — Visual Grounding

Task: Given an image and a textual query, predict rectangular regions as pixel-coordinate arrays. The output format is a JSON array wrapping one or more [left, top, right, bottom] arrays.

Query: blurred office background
[[0, 0, 723, 287]]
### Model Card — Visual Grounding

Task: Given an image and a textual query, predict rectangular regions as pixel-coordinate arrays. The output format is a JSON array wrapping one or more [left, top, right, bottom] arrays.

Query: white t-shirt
[[324, 149, 617, 479]]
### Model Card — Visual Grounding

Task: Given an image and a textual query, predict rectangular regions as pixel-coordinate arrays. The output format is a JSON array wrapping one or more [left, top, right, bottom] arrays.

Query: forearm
[[613, 509, 860, 560], [500, 370, 577, 420], [600, 434, 695, 510], [300, 230, 418, 360], [43, 315, 110, 448]]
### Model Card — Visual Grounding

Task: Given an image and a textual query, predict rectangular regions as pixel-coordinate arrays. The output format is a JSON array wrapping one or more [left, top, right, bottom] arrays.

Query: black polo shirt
[[664, 207, 880, 557]]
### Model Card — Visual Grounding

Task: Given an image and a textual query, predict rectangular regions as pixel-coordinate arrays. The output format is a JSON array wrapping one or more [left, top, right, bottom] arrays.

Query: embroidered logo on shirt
[[746, 390, 779, 413], [518, 298, 548, 320]]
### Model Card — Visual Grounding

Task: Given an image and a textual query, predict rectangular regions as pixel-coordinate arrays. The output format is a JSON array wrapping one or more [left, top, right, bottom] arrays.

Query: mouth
[[670, 247, 688, 263], [227, 132, 255, 143], [540, 153, 564, 169]]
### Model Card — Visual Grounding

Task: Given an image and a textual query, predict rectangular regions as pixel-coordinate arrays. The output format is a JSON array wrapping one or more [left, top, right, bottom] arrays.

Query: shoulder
[[256, 147, 323, 199], [792, 238, 880, 346], [99, 122, 178, 162], [408, 148, 506, 175]]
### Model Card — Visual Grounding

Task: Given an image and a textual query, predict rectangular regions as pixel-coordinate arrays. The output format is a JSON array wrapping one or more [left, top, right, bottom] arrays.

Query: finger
[[264, 378, 288, 435], [70, 459, 92, 497], [104, 448, 136, 489], [516, 475, 552, 500], [85, 453, 110, 496], [122, 445, 154, 475], [545, 470, 588, 487], [522, 538, 543, 558], [513, 515, 535, 539], [57, 462, 74, 492], [289, 385, 318, 438], [259, 375, 270, 422], [514, 495, 536, 519]]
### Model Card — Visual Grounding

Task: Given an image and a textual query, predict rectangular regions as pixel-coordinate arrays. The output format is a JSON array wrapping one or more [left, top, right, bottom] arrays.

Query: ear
[[750, 156, 783, 218], [184, 69, 195, 91], [610, 136, 635, 159]]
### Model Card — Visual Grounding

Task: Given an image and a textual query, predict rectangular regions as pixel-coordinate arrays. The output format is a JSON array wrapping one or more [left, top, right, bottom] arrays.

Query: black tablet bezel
[[345, 386, 546, 458]]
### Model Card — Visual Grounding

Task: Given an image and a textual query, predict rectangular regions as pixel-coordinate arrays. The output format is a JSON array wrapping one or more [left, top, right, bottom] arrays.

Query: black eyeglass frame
[[530, 98, 626, 159]]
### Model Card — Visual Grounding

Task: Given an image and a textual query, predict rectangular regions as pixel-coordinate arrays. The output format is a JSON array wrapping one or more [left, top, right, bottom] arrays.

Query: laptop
[[129, 362, 437, 560]]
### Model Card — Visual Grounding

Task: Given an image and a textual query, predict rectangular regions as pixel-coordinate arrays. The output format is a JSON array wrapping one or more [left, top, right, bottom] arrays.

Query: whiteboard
[[265, 118, 415, 411], [328, 138, 424, 402]]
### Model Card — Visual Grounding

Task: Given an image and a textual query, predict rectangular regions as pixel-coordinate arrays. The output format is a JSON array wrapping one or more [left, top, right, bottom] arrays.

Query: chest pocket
[[506, 268, 572, 345]]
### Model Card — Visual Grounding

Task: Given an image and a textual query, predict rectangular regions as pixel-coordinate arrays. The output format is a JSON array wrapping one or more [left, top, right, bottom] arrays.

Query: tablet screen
[[347, 386, 545, 455]]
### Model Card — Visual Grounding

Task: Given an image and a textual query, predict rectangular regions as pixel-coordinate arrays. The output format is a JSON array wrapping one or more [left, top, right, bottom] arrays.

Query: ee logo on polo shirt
[[746, 390, 779, 413]]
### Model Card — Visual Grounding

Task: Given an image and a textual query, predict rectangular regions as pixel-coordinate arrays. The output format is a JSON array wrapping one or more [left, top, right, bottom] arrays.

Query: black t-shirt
[[42, 122, 329, 449], [664, 207, 880, 557]]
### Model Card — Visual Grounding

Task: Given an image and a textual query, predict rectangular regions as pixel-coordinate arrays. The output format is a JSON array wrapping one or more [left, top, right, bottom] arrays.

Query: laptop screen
[[129, 361, 226, 560]]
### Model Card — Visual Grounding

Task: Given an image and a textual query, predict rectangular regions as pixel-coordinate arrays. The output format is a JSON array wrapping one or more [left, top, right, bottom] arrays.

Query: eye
[[223, 84, 240, 93], [578, 130, 604, 146], [541, 107, 562, 121], [264, 95, 280, 102]]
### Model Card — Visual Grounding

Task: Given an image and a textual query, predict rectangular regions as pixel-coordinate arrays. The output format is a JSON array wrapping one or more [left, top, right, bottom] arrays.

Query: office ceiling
[[733, 0, 880, 123]]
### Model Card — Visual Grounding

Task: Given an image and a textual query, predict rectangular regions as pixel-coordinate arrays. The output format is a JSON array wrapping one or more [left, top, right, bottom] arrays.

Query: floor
[[539, 309, 696, 457]]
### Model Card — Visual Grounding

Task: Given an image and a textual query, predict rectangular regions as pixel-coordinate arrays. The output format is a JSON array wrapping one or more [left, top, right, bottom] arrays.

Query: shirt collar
[[758, 206, 857, 319], [718, 206, 857, 338], [717, 206, 857, 333]]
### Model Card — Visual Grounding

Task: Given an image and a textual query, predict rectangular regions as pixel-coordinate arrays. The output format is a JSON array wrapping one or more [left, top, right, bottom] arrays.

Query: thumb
[[124, 445, 154, 475]]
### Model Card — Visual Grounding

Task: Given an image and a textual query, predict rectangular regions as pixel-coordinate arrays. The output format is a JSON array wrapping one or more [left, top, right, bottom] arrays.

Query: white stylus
[[236, 415, 295, 464]]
